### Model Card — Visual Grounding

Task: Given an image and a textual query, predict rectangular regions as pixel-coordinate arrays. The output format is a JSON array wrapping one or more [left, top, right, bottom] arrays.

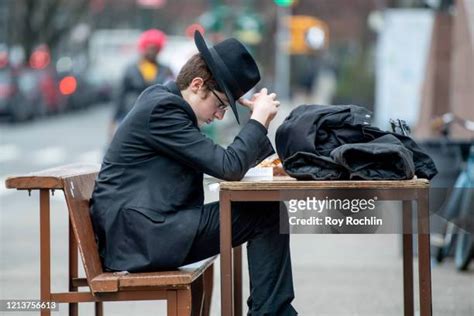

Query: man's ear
[[189, 77, 204, 93]]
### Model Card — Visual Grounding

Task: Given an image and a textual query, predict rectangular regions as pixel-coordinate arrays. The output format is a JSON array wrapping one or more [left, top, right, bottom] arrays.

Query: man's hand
[[239, 88, 280, 129]]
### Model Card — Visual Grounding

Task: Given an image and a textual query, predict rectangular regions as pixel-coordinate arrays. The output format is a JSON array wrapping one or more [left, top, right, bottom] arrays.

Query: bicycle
[[429, 113, 474, 271]]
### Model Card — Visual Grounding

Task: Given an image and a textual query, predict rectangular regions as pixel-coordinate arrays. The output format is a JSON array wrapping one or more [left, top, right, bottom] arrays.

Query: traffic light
[[274, 0, 296, 7], [285, 15, 329, 54]]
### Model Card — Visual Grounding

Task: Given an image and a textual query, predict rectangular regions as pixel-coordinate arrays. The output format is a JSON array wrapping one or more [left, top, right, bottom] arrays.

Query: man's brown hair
[[176, 53, 219, 93]]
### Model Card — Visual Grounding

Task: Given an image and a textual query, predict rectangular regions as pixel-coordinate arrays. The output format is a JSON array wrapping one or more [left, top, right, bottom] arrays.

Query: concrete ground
[[2, 188, 473, 315], [1, 71, 473, 315]]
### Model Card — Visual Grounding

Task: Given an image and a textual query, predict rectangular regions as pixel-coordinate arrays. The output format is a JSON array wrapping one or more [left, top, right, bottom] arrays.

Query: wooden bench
[[5, 164, 215, 316]]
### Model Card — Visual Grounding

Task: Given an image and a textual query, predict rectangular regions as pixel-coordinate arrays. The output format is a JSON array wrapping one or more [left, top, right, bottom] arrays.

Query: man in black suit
[[90, 31, 297, 315]]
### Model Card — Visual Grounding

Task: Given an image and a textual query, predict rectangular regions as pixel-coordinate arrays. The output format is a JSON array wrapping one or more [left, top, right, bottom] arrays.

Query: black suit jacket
[[90, 81, 274, 272]]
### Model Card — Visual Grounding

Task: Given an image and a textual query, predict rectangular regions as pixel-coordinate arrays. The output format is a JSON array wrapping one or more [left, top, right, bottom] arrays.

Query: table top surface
[[6, 164, 429, 191], [219, 177, 430, 190]]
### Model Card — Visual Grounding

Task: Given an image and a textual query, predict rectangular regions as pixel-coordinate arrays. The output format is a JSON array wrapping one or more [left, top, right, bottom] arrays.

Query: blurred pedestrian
[[91, 31, 297, 315], [292, 54, 320, 103], [109, 29, 174, 139]]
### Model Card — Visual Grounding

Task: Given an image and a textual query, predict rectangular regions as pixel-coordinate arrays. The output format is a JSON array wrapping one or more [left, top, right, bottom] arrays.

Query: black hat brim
[[194, 31, 239, 124]]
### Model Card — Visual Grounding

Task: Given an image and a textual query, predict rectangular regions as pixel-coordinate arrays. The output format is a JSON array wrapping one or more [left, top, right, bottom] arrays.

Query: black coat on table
[[90, 81, 274, 272], [276, 104, 437, 180]]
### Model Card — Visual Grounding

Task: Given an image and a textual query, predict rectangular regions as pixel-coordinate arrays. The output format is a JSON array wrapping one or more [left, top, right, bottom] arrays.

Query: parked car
[[37, 67, 68, 114], [84, 70, 113, 103], [56, 54, 100, 110], [17, 68, 47, 117], [58, 70, 91, 110], [86, 29, 142, 104], [0, 66, 36, 122]]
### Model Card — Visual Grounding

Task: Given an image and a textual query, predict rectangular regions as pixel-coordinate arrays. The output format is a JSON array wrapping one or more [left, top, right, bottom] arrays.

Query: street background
[[1, 0, 473, 315]]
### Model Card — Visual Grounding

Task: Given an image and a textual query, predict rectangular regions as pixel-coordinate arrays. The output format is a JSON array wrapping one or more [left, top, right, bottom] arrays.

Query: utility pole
[[0, 0, 8, 44], [275, 4, 291, 101]]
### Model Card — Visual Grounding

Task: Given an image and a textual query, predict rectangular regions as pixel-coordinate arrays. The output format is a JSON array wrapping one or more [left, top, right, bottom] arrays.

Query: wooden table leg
[[220, 190, 233, 316], [39, 190, 51, 316], [203, 264, 214, 316], [402, 201, 414, 316], [69, 220, 79, 316], [233, 246, 242, 316], [418, 191, 433, 316], [95, 302, 104, 316]]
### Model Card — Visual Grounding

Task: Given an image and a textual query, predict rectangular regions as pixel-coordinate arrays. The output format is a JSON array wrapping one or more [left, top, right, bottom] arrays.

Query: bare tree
[[9, 0, 89, 59]]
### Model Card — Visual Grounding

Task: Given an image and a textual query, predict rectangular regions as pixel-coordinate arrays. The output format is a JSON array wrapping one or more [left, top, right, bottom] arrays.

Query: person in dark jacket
[[109, 29, 174, 139], [91, 31, 297, 315]]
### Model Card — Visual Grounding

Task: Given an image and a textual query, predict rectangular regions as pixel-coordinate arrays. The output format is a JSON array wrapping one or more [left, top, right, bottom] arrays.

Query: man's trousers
[[183, 201, 297, 316]]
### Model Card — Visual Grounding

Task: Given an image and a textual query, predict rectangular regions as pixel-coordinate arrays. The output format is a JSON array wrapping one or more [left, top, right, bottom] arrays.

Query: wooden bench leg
[[202, 264, 214, 316], [40, 190, 51, 316], [69, 220, 79, 316], [402, 201, 414, 316], [191, 276, 204, 315], [179, 289, 193, 316], [177, 289, 192, 316], [169, 289, 192, 316], [167, 290, 178, 316]]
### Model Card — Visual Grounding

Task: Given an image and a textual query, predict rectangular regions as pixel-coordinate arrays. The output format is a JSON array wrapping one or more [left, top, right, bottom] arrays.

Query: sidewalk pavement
[[2, 189, 472, 315], [1, 72, 472, 315]]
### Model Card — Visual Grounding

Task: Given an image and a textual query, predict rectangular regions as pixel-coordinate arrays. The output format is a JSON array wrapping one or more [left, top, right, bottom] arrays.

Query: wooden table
[[219, 177, 432, 316]]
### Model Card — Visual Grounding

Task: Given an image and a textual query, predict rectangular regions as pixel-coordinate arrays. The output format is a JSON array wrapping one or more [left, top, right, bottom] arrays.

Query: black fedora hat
[[194, 31, 260, 124]]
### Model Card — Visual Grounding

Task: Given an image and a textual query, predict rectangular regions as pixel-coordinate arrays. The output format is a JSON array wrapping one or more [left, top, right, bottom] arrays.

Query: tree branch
[[22, 0, 38, 59], [46, 0, 89, 51], [38, 0, 61, 43]]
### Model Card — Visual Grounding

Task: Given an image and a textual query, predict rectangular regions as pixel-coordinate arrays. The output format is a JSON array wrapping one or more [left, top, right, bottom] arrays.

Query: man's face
[[193, 87, 230, 126], [142, 45, 160, 62]]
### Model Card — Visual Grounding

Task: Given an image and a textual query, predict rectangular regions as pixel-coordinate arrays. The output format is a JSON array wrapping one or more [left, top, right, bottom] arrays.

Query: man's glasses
[[210, 89, 230, 112]]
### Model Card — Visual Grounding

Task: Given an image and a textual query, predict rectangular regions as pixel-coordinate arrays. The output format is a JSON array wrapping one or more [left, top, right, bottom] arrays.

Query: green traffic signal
[[274, 0, 294, 7]]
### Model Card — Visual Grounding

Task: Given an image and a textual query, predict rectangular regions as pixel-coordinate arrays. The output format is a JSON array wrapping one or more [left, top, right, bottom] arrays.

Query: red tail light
[[59, 76, 77, 95], [0, 51, 8, 68], [30, 50, 51, 70]]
